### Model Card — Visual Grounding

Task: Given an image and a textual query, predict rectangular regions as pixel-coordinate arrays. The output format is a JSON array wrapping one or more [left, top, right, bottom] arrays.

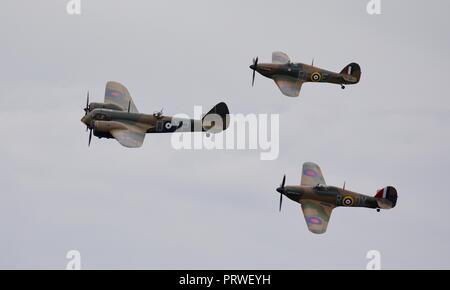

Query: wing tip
[[303, 161, 320, 167], [308, 228, 327, 235]]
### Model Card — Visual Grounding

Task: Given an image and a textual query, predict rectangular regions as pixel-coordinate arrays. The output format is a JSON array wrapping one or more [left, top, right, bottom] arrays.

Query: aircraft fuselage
[[81, 108, 205, 139], [252, 62, 358, 85], [277, 185, 379, 209]]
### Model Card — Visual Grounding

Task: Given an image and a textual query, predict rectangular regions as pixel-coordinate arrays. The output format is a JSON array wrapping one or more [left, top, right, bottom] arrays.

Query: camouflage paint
[[251, 51, 361, 97], [81, 81, 229, 147], [277, 162, 397, 234]]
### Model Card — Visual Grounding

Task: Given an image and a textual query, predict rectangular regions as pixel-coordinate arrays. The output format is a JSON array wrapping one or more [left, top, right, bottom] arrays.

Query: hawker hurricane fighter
[[250, 51, 361, 97], [81, 81, 230, 147], [276, 162, 397, 234]]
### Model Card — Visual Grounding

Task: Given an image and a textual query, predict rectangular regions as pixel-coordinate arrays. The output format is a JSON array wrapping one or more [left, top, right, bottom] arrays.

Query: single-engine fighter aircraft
[[81, 81, 230, 147], [250, 51, 361, 97], [276, 162, 397, 234]]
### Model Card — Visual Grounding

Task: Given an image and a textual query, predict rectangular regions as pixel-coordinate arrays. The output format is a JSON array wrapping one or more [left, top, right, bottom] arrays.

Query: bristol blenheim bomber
[[81, 81, 230, 147], [250, 51, 361, 97], [276, 162, 397, 234]]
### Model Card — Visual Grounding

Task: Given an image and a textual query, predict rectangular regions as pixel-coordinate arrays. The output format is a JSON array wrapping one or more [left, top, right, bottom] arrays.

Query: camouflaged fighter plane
[[276, 162, 397, 234], [81, 81, 230, 147], [250, 51, 361, 97]]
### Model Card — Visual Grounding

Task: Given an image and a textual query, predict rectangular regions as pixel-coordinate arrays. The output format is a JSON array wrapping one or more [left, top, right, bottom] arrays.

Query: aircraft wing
[[110, 122, 146, 148], [105, 81, 139, 113], [301, 200, 334, 234], [301, 162, 326, 186], [274, 77, 303, 97], [272, 51, 290, 64]]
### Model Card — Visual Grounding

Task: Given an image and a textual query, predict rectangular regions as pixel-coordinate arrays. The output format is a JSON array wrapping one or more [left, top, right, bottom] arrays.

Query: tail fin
[[105, 81, 139, 113], [340, 63, 361, 83], [202, 102, 230, 133], [375, 186, 398, 209]]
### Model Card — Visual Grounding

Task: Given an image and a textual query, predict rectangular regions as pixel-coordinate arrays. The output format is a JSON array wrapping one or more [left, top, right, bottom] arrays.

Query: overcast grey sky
[[1, 0, 450, 269]]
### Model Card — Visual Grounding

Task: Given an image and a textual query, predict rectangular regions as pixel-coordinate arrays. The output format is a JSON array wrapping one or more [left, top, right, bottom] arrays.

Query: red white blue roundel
[[306, 216, 323, 225], [342, 196, 354, 206], [311, 72, 322, 82], [303, 169, 318, 177], [106, 89, 123, 98]]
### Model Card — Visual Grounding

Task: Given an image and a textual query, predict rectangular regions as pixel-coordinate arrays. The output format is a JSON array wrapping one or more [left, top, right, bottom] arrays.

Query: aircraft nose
[[81, 115, 89, 126], [249, 64, 256, 70], [276, 187, 284, 194]]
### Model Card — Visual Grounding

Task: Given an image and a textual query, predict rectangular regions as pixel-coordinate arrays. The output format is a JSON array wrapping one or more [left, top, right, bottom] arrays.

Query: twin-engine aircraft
[[250, 51, 361, 97], [81, 81, 230, 147], [276, 162, 397, 234]]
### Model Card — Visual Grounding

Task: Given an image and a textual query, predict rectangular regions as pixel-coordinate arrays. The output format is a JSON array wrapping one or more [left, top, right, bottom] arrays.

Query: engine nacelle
[[93, 120, 128, 139]]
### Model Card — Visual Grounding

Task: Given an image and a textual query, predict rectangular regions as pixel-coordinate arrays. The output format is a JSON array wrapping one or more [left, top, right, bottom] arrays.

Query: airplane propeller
[[82, 91, 94, 146], [279, 174, 286, 212], [84, 91, 90, 115], [251, 57, 258, 87], [87, 120, 96, 147], [88, 128, 93, 147], [83, 92, 90, 131]]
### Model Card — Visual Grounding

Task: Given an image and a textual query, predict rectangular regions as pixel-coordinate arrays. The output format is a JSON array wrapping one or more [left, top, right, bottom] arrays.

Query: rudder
[[340, 63, 361, 83], [202, 102, 230, 133], [375, 186, 398, 209]]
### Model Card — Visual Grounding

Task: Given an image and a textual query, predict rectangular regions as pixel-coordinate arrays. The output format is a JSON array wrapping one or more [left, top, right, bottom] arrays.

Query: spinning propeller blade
[[84, 91, 90, 115], [279, 174, 286, 212], [279, 192, 283, 212], [88, 129, 92, 147], [251, 57, 258, 87]]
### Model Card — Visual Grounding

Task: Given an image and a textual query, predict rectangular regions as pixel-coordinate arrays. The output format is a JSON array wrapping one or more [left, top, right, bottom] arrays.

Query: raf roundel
[[107, 89, 123, 98], [304, 169, 318, 177], [165, 122, 173, 130], [311, 72, 322, 82], [275, 162, 397, 235], [342, 196, 354, 206], [306, 216, 323, 225]]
